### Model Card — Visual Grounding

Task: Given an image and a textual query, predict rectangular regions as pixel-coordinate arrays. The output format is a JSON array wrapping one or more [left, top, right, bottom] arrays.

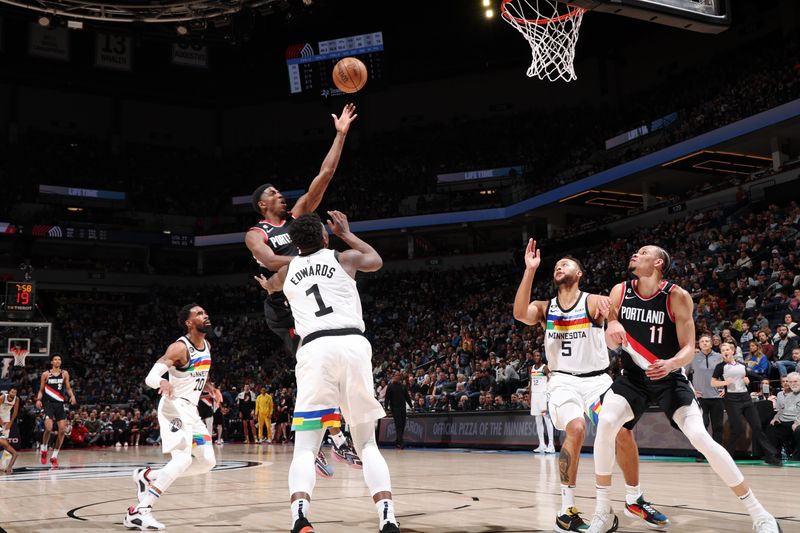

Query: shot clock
[[5, 281, 36, 319]]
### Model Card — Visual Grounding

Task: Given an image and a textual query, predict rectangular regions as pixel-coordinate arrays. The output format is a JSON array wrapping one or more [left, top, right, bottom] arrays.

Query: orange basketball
[[332, 57, 368, 94]]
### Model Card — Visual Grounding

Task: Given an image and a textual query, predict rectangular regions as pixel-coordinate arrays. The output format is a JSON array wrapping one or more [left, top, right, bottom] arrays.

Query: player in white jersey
[[514, 239, 667, 533], [0, 386, 19, 474], [123, 303, 222, 531], [530, 351, 556, 453], [265, 211, 400, 533]]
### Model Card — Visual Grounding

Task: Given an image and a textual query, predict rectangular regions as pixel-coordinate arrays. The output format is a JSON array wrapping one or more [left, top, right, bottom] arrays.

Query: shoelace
[[638, 500, 659, 516]]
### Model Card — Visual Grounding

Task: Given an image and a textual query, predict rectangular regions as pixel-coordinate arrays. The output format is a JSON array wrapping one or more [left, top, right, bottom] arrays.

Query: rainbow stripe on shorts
[[192, 434, 211, 447], [291, 407, 341, 431], [586, 399, 602, 426]]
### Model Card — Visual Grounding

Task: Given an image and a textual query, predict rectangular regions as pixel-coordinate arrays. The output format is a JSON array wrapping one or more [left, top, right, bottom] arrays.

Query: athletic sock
[[595, 485, 611, 513], [330, 431, 347, 448], [560, 484, 576, 514], [41, 444, 48, 453], [291, 498, 311, 523], [51, 449, 59, 459], [137, 487, 161, 510], [625, 483, 642, 505], [739, 489, 769, 521], [375, 499, 397, 527]]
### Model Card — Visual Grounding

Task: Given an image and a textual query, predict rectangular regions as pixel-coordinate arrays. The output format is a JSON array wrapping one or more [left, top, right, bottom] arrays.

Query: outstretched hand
[[326, 210, 351, 237], [332, 103, 358, 135], [524, 238, 541, 270]]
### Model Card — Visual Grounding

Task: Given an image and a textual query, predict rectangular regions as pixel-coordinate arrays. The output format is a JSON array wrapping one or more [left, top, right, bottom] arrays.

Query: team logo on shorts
[[169, 418, 183, 432]]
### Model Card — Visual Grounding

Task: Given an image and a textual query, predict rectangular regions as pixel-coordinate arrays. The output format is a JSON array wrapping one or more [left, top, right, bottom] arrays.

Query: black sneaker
[[291, 517, 315, 533], [380, 522, 401, 533], [764, 454, 783, 466]]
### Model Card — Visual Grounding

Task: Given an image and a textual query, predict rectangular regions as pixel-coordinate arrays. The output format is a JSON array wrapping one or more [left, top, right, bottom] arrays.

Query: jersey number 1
[[306, 284, 334, 317]]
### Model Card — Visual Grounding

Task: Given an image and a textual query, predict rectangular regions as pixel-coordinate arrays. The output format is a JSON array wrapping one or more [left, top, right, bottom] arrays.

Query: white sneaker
[[534, 445, 546, 453], [132, 467, 152, 503], [115, 442, 122, 448], [753, 515, 783, 533], [123, 506, 165, 530], [124, 442, 129, 447], [545, 445, 556, 454], [587, 507, 619, 533]]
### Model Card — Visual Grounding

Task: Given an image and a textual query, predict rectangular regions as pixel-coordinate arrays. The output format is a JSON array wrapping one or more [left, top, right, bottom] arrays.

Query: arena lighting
[[66, 207, 83, 212], [484, 8, 494, 18], [176, 24, 189, 35], [66, 19, 83, 29], [0, 0, 285, 24], [482, 0, 490, 6], [37, 15, 50, 27]]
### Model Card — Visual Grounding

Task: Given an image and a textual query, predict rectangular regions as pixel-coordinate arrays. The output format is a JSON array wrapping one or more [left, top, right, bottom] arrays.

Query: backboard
[[0, 321, 52, 358], [572, 0, 731, 33]]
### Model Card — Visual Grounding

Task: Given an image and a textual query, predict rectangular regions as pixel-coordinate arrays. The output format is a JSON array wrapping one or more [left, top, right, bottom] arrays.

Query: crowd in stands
[[3, 192, 799, 456], [2, 34, 798, 231]]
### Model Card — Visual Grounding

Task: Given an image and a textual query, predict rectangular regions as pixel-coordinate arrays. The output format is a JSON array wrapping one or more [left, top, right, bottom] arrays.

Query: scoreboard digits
[[286, 31, 385, 96], [5, 281, 36, 319]]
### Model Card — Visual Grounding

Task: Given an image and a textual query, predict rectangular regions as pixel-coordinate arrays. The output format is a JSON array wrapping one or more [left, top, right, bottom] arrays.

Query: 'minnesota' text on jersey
[[544, 292, 608, 373], [165, 337, 212, 406], [618, 279, 681, 374], [283, 248, 365, 338]]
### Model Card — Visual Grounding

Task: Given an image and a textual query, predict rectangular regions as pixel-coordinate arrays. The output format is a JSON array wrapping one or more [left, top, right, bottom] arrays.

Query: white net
[[10, 347, 28, 367], [501, 0, 586, 82]]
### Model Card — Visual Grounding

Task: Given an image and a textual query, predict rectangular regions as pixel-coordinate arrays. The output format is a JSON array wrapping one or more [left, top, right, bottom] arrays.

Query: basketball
[[332, 57, 368, 94]]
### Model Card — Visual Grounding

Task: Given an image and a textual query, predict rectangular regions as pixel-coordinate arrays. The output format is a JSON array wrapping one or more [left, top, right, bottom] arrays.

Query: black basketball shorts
[[611, 372, 696, 430]]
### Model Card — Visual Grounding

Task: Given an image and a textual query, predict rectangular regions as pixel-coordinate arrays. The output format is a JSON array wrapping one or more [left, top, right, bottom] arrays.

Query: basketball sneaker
[[624, 496, 668, 530], [546, 444, 556, 454], [380, 522, 401, 532], [752, 515, 783, 533], [555, 506, 588, 532], [332, 440, 363, 469], [291, 516, 315, 533], [586, 507, 618, 533], [534, 444, 546, 453], [133, 467, 152, 503], [315, 449, 334, 478], [49, 456, 59, 468], [123, 506, 165, 531], [40, 449, 47, 464]]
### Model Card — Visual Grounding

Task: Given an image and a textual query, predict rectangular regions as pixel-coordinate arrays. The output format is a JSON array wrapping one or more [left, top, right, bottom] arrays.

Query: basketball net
[[501, 0, 586, 82], [9, 346, 28, 367]]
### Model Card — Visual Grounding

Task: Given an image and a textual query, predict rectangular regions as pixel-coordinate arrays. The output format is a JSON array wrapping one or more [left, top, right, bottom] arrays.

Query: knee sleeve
[[288, 429, 325, 497], [185, 444, 216, 476], [594, 391, 634, 476], [153, 448, 193, 493], [673, 404, 744, 487], [351, 421, 392, 496]]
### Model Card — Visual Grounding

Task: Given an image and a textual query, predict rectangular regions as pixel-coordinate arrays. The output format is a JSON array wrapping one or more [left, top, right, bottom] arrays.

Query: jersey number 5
[[561, 340, 572, 357], [306, 284, 334, 317]]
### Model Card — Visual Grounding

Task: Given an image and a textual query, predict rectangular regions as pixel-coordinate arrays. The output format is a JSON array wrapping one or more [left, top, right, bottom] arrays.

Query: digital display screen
[[5, 281, 36, 319], [286, 31, 384, 96]]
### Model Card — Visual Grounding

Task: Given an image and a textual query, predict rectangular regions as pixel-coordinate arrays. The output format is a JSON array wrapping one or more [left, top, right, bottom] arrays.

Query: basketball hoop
[[501, 0, 586, 82], [9, 346, 28, 367]]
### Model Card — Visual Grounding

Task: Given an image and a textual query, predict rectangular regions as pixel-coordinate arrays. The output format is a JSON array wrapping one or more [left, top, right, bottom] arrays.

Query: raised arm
[[646, 287, 697, 380], [513, 239, 547, 327], [327, 210, 382, 276], [245, 229, 294, 272], [63, 370, 77, 405], [292, 104, 358, 216]]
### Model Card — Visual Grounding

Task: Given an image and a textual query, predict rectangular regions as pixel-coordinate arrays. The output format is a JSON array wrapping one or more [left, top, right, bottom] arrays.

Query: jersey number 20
[[306, 284, 334, 317]]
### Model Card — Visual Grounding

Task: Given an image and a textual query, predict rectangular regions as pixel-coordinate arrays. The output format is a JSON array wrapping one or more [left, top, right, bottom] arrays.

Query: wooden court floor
[[0, 444, 796, 532]]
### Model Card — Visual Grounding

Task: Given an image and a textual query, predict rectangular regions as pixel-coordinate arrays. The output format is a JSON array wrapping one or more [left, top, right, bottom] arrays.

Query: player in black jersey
[[34, 354, 76, 467], [246, 103, 362, 474], [587, 245, 783, 533]]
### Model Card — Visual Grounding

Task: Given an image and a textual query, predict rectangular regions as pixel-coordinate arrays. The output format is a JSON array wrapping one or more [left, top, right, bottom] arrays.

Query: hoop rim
[[9, 346, 29, 366], [500, 0, 585, 26]]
